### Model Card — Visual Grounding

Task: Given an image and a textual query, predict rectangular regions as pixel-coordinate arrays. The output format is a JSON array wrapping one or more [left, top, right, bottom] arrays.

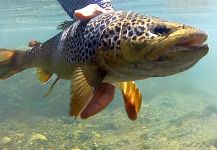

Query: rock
[[92, 131, 101, 138], [17, 140, 22, 144], [29, 133, 47, 144], [210, 146, 217, 150], [1, 137, 12, 144], [93, 142, 98, 148], [95, 133, 101, 138]]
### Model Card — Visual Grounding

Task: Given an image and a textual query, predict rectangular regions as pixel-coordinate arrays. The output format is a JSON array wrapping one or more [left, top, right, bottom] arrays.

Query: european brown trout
[[0, 1, 208, 120]]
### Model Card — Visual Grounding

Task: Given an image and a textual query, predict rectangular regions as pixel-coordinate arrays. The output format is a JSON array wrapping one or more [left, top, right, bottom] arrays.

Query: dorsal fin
[[44, 77, 60, 97], [57, 20, 76, 30], [57, 0, 113, 19]]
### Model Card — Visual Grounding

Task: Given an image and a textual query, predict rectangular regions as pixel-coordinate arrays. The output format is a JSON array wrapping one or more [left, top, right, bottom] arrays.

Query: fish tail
[[0, 48, 28, 80]]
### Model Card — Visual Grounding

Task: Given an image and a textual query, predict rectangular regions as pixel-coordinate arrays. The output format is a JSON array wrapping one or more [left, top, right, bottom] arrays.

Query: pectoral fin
[[118, 81, 142, 121], [36, 68, 53, 84], [69, 66, 106, 117]]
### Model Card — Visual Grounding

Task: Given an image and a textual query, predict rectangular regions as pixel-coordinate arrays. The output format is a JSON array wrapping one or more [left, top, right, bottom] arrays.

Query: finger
[[74, 4, 104, 20], [80, 83, 115, 119]]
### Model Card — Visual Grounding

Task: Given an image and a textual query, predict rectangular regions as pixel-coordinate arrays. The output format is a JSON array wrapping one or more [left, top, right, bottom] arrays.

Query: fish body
[[0, 11, 208, 119], [26, 11, 208, 81]]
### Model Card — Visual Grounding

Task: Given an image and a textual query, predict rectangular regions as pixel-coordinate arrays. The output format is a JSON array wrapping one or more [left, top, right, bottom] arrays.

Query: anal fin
[[118, 81, 142, 121], [44, 77, 60, 97]]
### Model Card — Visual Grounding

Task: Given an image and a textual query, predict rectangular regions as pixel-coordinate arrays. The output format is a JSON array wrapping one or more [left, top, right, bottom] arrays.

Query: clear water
[[0, 0, 217, 149]]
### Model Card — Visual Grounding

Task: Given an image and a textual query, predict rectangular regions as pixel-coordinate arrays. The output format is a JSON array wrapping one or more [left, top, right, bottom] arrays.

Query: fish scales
[[29, 11, 163, 65]]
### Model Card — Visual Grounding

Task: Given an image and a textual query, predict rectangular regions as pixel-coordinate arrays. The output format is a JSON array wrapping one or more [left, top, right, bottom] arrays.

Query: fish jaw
[[97, 15, 209, 82]]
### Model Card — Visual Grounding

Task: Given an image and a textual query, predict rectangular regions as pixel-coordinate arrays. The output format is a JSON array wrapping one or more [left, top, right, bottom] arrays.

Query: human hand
[[74, 4, 114, 21]]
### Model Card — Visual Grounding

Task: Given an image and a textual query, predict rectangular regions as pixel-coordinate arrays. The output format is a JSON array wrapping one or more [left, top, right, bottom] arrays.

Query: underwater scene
[[0, 0, 217, 149]]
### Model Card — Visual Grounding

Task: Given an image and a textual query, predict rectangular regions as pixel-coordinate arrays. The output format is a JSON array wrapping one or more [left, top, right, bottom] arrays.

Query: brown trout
[[0, 10, 208, 120]]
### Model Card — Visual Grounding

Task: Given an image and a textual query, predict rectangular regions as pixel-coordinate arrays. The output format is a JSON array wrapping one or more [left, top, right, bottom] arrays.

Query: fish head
[[98, 12, 209, 81]]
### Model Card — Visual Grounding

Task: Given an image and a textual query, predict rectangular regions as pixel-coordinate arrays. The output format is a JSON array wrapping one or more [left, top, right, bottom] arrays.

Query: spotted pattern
[[60, 12, 115, 64], [27, 11, 171, 65], [60, 11, 168, 64], [98, 12, 162, 53]]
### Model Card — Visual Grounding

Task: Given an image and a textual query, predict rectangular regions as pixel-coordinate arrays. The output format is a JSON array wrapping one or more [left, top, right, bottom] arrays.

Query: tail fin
[[0, 49, 27, 80]]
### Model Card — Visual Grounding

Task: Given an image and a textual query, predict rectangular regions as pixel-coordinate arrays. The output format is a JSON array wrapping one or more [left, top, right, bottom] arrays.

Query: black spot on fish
[[88, 43, 92, 48], [93, 39, 97, 46], [115, 26, 120, 32], [89, 50, 93, 56], [100, 24, 105, 30], [123, 29, 127, 34], [127, 26, 131, 30], [132, 19, 136, 22], [112, 17, 116, 20], [138, 26, 145, 31], [92, 50, 96, 55], [105, 34, 109, 39], [135, 27, 144, 36], [117, 40, 121, 45], [128, 31, 133, 37], [113, 36, 119, 41], [109, 30, 115, 35], [100, 20, 105, 24], [103, 41, 107, 47], [132, 36, 137, 40]]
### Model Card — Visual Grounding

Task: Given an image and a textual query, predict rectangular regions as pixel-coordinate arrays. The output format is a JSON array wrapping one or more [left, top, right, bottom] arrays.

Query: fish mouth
[[155, 29, 209, 62]]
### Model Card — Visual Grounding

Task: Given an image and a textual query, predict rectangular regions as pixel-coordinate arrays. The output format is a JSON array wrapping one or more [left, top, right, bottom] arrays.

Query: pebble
[[29, 133, 47, 144], [1, 137, 12, 144], [210, 146, 217, 150], [92, 131, 101, 138]]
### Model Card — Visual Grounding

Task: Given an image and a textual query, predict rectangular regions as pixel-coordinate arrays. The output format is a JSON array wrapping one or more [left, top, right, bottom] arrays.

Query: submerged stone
[[0, 137, 12, 144], [29, 133, 47, 144]]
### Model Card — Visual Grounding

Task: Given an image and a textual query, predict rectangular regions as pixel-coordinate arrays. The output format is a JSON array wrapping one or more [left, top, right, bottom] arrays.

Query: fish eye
[[152, 25, 171, 35]]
